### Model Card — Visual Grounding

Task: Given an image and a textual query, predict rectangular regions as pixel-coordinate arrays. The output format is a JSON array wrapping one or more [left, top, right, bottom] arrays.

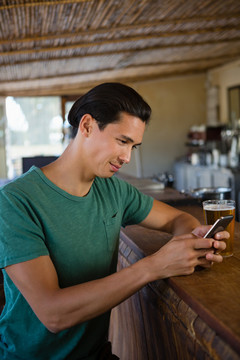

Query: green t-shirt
[[0, 167, 153, 360]]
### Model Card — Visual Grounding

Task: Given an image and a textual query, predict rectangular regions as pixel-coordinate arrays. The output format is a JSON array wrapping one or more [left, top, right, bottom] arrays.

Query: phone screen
[[204, 215, 233, 238]]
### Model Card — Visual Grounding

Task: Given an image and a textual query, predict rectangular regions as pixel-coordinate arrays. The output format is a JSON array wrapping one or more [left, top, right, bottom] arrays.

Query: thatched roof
[[1, 0, 240, 96]]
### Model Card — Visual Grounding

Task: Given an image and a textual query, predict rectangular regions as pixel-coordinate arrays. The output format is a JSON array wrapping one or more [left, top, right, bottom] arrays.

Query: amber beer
[[202, 200, 235, 257]]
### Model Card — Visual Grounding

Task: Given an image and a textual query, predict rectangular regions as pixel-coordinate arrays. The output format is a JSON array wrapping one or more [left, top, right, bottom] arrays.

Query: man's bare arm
[[140, 199, 201, 234], [5, 233, 225, 334]]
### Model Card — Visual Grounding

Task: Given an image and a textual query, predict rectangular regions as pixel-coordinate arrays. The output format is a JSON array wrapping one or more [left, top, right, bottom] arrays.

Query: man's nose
[[119, 147, 132, 164]]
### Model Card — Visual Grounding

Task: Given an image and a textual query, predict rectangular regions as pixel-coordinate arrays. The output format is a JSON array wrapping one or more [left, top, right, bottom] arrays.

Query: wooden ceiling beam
[[0, 55, 236, 84], [1, 23, 240, 46], [1, 1, 240, 24], [0, 0, 92, 11], [123, 55, 240, 69], [0, 66, 225, 97], [1, 50, 239, 68], [1, 36, 240, 57]]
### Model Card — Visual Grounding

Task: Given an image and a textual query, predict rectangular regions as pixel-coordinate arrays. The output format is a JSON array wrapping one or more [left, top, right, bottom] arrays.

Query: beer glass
[[202, 199, 235, 257]]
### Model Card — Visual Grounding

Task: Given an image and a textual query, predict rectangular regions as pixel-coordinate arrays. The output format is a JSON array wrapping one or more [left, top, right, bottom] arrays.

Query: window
[[5, 96, 64, 178]]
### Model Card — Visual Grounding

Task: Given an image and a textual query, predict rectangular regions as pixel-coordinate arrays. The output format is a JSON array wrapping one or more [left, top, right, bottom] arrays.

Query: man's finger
[[205, 252, 223, 263], [193, 238, 213, 250]]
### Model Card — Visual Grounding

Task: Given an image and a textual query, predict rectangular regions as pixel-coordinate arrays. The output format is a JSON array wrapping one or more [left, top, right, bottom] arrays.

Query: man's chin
[[97, 171, 115, 179]]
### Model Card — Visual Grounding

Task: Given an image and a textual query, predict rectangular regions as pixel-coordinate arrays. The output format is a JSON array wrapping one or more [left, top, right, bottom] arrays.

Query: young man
[[0, 83, 226, 360]]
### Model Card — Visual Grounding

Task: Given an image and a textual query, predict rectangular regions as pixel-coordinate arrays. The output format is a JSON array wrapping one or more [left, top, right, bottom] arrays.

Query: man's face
[[85, 112, 146, 178]]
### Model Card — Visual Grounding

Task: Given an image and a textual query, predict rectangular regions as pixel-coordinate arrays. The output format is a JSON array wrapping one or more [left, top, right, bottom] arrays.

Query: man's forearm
[[139, 199, 201, 235], [46, 259, 152, 332], [170, 212, 201, 236]]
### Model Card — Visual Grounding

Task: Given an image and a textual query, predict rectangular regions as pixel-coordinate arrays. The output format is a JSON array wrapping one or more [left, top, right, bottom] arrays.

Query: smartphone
[[204, 215, 234, 238]]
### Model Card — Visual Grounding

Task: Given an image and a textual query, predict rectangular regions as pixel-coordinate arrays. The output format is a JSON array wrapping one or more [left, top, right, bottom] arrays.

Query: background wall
[[119, 74, 206, 178], [208, 59, 240, 124]]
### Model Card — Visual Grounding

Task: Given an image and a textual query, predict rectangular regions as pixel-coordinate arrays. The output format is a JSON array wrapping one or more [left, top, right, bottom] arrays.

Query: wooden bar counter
[[109, 180, 240, 360]]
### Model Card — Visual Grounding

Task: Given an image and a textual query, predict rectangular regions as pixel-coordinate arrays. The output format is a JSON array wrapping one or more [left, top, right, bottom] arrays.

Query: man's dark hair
[[68, 82, 151, 132]]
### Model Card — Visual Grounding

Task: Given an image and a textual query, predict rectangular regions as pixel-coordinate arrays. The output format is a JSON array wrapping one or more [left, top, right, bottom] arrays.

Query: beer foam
[[203, 204, 235, 211]]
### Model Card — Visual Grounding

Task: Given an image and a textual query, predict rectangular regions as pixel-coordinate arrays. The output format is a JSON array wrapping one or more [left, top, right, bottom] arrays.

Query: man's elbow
[[42, 315, 63, 334], [39, 312, 69, 334], [42, 311, 84, 333]]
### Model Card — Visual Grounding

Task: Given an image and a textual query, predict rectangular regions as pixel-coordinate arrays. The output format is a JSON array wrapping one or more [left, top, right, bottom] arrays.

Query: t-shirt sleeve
[[0, 189, 49, 268], [117, 179, 154, 227]]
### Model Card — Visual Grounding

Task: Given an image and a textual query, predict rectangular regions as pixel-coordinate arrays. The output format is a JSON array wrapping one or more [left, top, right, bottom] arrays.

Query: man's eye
[[118, 139, 127, 145], [132, 145, 137, 150]]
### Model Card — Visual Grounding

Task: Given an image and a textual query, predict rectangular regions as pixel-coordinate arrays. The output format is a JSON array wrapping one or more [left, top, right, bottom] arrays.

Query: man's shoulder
[[0, 167, 40, 197]]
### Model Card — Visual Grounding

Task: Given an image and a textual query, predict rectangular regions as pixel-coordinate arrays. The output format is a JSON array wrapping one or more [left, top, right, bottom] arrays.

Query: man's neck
[[41, 143, 94, 197]]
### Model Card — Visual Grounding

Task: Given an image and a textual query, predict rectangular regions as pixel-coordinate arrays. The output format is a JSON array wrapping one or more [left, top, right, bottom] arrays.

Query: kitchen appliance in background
[[181, 187, 232, 201], [174, 161, 240, 221]]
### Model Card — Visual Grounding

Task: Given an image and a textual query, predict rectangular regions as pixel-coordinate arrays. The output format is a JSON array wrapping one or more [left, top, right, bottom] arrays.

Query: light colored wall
[[208, 59, 240, 123], [119, 74, 206, 178]]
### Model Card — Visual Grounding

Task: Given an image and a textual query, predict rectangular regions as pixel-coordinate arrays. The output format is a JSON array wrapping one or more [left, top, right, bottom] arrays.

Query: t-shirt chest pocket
[[103, 211, 121, 251]]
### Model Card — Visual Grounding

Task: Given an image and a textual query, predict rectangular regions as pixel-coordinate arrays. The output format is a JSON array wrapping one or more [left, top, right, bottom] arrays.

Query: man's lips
[[110, 163, 121, 171]]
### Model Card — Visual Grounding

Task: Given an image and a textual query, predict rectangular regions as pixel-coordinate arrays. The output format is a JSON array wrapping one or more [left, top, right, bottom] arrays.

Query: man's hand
[[192, 225, 228, 261], [142, 230, 227, 280]]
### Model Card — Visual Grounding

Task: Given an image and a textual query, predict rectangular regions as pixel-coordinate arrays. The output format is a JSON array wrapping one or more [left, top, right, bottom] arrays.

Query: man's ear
[[79, 114, 94, 137]]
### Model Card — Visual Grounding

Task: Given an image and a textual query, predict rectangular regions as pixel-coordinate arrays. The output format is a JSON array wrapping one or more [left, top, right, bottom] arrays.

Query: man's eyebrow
[[120, 135, 142, 146]]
